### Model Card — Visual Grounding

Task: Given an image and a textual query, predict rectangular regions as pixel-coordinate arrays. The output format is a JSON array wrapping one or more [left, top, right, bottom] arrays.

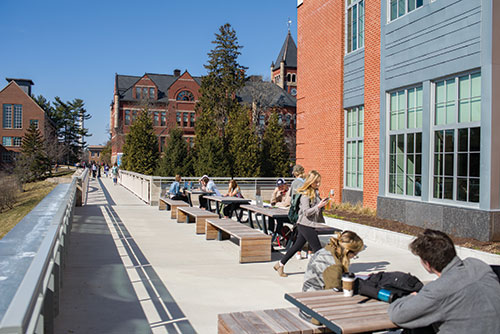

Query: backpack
[[287, 193, 302, 225], [357, 271, 424, 303]]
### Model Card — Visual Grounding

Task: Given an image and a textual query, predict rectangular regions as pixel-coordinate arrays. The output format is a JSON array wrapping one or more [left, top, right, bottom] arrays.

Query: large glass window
[[346, 0, 364, 53], [3, 104, 12, 128], [345, 106, 364, 189], [433, 72, 481, 203], [13, 105, 22, 128], [176, 90, 194, 101], [153, 111, 159, 126], [183, 113, 188, 127], [13, 137, 22, 146], [161, 112, 166, 126], [388, 86, 423, 196], [389, 0, 423, 21], [2, 137, 12, 146]]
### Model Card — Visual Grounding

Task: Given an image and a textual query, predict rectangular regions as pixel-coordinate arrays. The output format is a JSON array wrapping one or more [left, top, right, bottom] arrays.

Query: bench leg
[[206, 223, 218, 240], [159, 200, 166, 210], [240, 238, 271, 263], [177, 210, 187, 223], [196, 218, 206, 234], [170, 206, 178, 219]]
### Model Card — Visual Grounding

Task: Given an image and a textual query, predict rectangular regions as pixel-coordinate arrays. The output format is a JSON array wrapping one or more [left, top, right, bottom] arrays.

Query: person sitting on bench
[[169, 175, 188, 203], [389, 229, 500, 334]]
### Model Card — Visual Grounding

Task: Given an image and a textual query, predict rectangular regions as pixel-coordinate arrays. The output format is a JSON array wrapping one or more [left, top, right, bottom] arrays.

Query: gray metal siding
[[383, 0, 481, 91], [343, 50, 365, 108]]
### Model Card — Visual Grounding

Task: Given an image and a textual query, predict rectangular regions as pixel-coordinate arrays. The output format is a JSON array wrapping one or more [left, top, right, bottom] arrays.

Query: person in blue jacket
[[169, 175, 188, 203]]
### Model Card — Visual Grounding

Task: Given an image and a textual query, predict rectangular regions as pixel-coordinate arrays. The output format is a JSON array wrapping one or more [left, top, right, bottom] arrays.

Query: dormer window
[[149, 87, 155, 99], [176, 90, 194, 101]]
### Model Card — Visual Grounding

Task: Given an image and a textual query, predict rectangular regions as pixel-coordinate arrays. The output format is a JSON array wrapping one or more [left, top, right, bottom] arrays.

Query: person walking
[[111, 163, 119, 185], [273, 170, 330, 277]]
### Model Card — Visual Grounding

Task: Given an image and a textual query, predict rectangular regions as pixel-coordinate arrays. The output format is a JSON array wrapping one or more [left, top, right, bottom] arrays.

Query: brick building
[[0, 78, 53, 167], [271, 31, 298, 97], [297, 0, 500, 241]]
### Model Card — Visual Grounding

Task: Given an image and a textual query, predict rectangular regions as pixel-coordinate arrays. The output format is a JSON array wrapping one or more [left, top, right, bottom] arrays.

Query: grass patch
[[0, 180, 57, 239]]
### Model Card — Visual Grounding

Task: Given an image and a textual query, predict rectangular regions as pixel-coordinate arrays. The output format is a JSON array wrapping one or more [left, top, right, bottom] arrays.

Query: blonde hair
[[228, 180, 240, 193], [297, 170, 321, 200], [327, 231, 364, 272]]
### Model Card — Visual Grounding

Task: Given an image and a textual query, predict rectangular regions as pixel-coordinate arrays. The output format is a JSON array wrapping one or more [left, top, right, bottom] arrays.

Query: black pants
[[223, 203, 240, 218], [280, 224, 321, 265], [171, 194, 188, 203], [199, 195, 209, 210]]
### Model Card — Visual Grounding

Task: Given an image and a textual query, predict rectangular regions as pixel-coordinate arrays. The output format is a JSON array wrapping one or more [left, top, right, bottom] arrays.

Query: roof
[[5, 78, 34, 85], [272, 32, 297, 71], [116, 72, 202, 103], [237, 80, 296, 108]]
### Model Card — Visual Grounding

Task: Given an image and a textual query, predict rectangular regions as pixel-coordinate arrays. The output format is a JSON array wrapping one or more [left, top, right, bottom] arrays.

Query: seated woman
[[301, 231, 364, 324], [223, 180, 243, 218], [271, 178, 289, 207], [169, 174, 188, 203]]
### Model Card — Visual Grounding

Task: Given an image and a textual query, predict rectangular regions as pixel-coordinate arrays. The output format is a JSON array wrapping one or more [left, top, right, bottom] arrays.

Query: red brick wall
[[363, 0, 381, 209], [0, 82, 49, 158], [297, 0, 345, 199]]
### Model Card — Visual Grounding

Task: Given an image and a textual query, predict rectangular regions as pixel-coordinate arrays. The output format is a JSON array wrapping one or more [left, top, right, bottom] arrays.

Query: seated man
[[169, 174, 188, 203], [388, 229, 500, 334], [198, 175, 221, 210], [271, 178, 289, 207]]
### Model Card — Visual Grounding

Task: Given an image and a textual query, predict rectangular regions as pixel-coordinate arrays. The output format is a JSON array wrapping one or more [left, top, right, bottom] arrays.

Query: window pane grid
[[346, 0, 364, 53], [389, 0, 423, 21], [432, 72, 481, 204], [13, 105, 22, 128], [345, 106, 364, 189], [3, 104, 12, 128]]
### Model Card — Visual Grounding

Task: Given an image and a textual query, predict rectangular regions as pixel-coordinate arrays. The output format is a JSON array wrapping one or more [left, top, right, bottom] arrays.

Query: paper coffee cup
[[341, 276, 355, 297]]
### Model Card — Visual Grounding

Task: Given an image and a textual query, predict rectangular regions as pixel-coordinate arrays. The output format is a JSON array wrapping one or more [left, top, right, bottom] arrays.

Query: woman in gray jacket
[[273, 170, 330, 277]]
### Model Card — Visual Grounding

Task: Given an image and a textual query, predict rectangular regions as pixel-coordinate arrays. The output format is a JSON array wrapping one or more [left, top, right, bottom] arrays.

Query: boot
[[273, 262, 288, 277]]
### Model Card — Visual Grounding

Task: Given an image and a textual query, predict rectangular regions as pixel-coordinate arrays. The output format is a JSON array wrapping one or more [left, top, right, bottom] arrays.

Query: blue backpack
[[287, 193, 302, 224]]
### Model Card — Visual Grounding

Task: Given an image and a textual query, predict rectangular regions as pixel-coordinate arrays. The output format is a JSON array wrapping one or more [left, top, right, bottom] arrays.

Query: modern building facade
[[297, 0, 500, 241], [0, 78, 53, 167]]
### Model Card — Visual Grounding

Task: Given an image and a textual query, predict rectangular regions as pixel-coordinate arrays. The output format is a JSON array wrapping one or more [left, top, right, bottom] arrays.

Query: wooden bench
[[158, 196, 189, 219], [218, 307, 331, 334], [205, 218, 272, 263], [177, 206, 219, 233]]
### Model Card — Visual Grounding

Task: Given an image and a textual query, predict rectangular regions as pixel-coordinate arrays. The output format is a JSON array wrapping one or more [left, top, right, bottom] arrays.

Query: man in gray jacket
[[388, 229, 500, 334]]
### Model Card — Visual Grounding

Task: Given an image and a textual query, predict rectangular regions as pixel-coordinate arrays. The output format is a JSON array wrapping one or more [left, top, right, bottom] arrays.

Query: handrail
[[119, 170, 294, 205], [0, 171, 86, 333]]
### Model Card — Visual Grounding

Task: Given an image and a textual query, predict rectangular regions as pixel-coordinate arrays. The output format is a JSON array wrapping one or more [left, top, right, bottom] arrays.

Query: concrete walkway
[[55, 177, 438, 334]]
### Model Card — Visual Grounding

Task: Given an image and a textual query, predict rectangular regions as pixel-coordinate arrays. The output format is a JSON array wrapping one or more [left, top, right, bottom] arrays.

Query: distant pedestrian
[[92, 163, 97, 178], [104, 164, 109, 178], [97, 164, 101, 178], [111, 163, 119, 185]]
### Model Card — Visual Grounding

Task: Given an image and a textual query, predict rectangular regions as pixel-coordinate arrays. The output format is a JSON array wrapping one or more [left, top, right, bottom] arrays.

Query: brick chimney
[[174, 69, 181, 77]]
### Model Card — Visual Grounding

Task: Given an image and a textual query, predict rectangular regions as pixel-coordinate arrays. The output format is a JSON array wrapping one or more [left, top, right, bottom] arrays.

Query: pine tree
[[261, 112, 290, 177], [121, 108, 159, 175], [15, 123, 51, 182], [227, 105, 260, 177], [156, 127, 191, 177], [195, 23, 247, 176]]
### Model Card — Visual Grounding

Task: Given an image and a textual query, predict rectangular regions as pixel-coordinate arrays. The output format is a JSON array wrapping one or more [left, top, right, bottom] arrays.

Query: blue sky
[[0, 0, 297, 146]]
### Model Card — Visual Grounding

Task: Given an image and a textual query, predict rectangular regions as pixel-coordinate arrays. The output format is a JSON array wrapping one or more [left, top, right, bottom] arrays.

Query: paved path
[[55, 177, 435, 333]]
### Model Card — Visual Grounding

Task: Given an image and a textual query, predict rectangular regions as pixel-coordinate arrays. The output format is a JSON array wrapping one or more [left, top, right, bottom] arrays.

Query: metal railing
[[119, 170, 294, 206], [0, 169, 89, 334]]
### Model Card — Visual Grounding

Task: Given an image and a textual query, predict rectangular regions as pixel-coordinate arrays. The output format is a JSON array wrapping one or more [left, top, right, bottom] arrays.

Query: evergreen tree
[[15, 123, 51, 182], [261, 112, 290, 177], [121, 108, 159, 175], [227, 105, 260, 177], [156, 127, 191, 177], [195, 23, 247, 176]]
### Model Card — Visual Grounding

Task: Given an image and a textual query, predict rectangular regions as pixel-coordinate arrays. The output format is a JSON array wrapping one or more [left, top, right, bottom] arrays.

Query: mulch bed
[[326, 209, 500, 255]]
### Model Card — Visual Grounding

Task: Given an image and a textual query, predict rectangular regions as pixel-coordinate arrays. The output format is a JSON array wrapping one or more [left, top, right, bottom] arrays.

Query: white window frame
[[3, 104, 12, 129], [386, 85, 423, 199], [344, 106, 364, 190], [388, 0, 424, 23], [13, 104, 22, 129], [430, 71, 481, 207], [345, 0, 365, 54]]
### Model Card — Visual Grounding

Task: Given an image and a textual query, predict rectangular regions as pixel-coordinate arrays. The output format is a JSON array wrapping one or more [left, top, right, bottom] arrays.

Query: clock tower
[[270, 30, 297, 97]]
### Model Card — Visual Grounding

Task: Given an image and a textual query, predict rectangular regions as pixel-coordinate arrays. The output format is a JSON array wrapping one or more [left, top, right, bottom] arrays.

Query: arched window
[[287, 74, 291, 82], [292, 74, 296, 82], [176, 90, 194, 101]]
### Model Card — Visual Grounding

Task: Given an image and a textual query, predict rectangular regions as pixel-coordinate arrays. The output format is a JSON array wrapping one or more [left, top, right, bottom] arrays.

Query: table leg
[[247, 211, 255, 228], [215, 202, 221, 218], [187, 193, 193, 207]]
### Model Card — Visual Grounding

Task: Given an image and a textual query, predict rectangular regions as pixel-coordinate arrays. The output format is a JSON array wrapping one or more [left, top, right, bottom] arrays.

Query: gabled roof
[[116, 72, 202, 103], [237, 80, 296, 108], [272, 32, 297, 71]]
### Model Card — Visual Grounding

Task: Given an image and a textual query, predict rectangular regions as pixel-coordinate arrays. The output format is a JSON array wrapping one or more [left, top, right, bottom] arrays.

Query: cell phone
[[329, 189, 335, 197]]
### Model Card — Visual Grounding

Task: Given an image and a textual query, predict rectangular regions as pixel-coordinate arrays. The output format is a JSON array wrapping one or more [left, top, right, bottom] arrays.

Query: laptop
[[255, 195, 263, 207]]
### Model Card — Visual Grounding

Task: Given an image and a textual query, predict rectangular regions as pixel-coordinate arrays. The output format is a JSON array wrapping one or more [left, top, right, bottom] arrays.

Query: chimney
[[174, 69, 181, 77], [6, 78, 34, 96]]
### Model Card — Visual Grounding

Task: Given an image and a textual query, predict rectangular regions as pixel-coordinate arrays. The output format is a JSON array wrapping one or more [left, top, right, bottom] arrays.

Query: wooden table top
[[285, 290, 398, 334], [206, 196, 251, 204], [185, 189, 214, 195], [239, 204, 289, 218]]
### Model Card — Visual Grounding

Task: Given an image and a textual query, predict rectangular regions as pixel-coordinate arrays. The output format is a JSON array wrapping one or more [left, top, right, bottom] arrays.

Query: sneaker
[[295, 253, 302, 260], [301, 251, 307, 259]]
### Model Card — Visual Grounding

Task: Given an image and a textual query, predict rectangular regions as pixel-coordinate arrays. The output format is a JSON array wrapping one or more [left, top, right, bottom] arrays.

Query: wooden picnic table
[[239, 204, 290, 246], [285, 289, 398, 334], [185, 189, 214, 207], [205, 195, 251, 220]]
